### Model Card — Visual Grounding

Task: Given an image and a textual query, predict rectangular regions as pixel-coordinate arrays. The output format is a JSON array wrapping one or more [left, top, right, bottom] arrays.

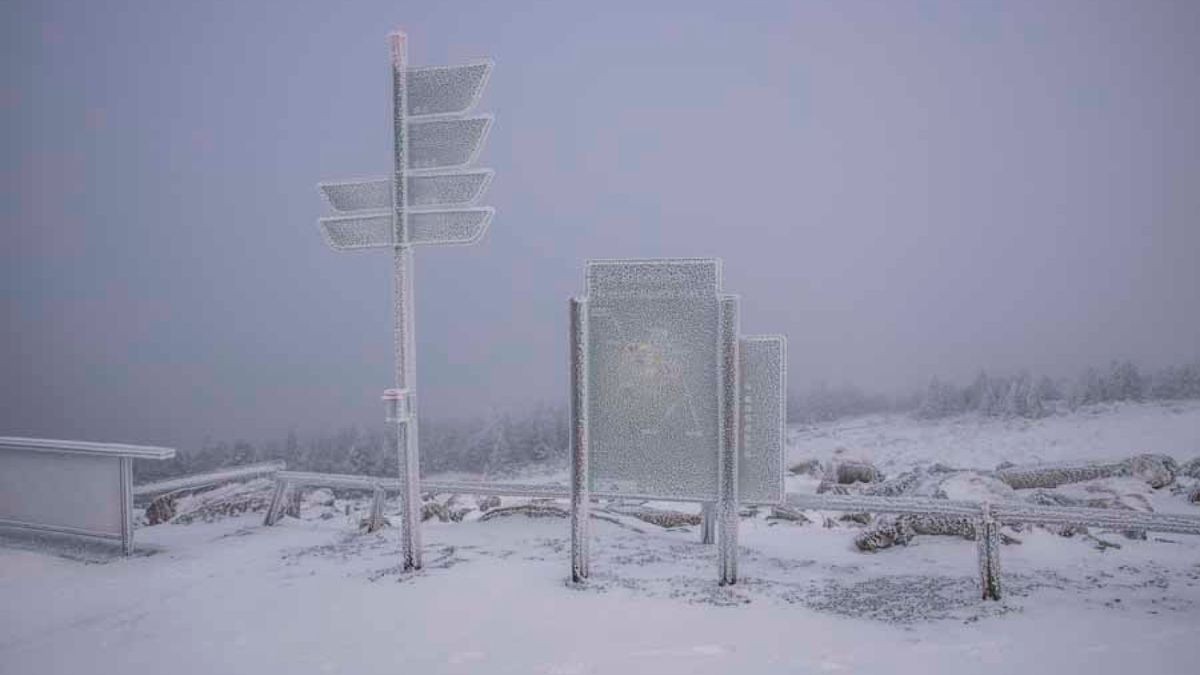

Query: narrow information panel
[[739, 335, 787, 504], [586, 259, 722, 501]]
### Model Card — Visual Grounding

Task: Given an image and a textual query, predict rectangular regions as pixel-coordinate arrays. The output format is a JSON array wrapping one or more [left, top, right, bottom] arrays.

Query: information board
[[585, 259, 722, 501]]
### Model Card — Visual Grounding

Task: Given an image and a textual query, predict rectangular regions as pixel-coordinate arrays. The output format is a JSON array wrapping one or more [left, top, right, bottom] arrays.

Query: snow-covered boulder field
[[2, 401, 1199, 674]]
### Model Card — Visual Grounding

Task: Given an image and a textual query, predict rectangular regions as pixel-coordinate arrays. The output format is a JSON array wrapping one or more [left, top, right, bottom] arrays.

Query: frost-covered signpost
[[569, 259, 786, 585], [316, 30, 495, 572]]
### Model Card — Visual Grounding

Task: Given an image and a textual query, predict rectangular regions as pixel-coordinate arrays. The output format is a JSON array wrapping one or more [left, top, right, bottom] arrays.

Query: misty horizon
[[4, 0, 1198, 453]]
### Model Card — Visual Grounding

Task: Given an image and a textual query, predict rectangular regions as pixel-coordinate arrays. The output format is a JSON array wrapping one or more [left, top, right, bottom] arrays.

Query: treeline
[[789, 360, 1200, 423], [914, 360, 1200, 420], [133, 404, 568, 483], [136, 360, 1200, 482], [787, 383, 905, 424]]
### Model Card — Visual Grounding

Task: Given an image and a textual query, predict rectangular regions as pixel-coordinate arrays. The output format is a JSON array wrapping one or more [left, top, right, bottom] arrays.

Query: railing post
[[977, 501, 1002, 601], [286, 485, 302, 518], [263, 478, 289, 526], [367, 484, 387, 533]]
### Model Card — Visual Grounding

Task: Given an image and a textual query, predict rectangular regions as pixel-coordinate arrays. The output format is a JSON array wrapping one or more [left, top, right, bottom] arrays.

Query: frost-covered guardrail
[[262, 472, 576, 532], [786, 492, 1200, 600], [0, 436, 175, 554], [258, 470, 1200, 602], [133, 461, 286, 501], [264, 471, 394, 532]]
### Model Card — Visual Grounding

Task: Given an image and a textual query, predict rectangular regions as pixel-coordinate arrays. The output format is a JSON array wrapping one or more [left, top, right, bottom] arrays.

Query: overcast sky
[[3, 0, 1198, 451]]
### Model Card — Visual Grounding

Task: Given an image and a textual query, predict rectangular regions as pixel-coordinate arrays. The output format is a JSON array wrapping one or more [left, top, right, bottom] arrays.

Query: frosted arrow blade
[[319, 212, 394, 250], [408, 208, 494, 245], [320, 179, 391, 213], [408, 116, 492, 170], [407, 61, 493, 117], [321, 171, 494, 212], [409, 170, 493, 207]]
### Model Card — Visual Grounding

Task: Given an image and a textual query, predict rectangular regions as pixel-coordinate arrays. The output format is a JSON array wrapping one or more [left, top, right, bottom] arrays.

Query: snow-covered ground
[[789, 399, 1200, 474], [2, 401, 1199, 674]]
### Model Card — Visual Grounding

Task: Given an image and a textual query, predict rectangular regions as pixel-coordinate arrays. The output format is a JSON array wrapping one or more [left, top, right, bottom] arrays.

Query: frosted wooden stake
[[978, 501, 1002, 600]]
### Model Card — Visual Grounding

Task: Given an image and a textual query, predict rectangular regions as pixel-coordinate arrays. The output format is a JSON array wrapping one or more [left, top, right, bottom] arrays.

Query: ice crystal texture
[[584, 259, 723, 501]]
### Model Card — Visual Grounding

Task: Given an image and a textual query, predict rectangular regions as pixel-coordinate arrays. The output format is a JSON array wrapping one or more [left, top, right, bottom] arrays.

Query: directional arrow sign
[[407, 116, 492, 170], [407, 61, 492, 117], [314, 30, 496, 573], [408, 208, 493, 245], [319, 208, 494, 250], [320, 170, 493, 212]]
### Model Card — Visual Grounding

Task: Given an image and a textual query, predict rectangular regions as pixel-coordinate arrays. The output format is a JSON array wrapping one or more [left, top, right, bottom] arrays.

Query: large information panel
[[586, 259, 722, 501]]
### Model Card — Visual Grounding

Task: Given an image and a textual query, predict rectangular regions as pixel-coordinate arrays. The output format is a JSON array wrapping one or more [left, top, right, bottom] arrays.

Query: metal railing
[[786, 492, 1200, 600], [133, 461, 286, 501], [257, 469, 1200, 601]]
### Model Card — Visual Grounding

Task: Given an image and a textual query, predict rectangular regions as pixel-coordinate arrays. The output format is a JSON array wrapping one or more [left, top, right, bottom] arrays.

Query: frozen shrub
[[146, 495, 176, 525], [788, 458, 823, 477], [1180, 457, 1200, 480], [835, 460, 881, 484], [1124, 454, 1177, 489]]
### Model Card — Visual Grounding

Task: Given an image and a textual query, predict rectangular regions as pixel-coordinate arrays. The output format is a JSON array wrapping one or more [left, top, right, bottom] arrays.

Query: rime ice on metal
[[0, 437, 175, 555], [313, 30, 496, 572], [738, 336, 786, 504], [569, 258, 788, 585], [569, 297, 590, 583], [585, 259, 723, 501]]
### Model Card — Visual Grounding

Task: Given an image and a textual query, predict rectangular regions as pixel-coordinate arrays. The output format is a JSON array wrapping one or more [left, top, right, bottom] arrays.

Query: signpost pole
[[317, 29, 495, 572], [390, 32, 422, 572], [717, 296, 741, 585], [570, 297, 590, 583]]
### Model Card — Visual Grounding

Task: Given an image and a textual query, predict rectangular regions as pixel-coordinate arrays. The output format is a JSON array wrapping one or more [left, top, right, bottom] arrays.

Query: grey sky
[[3, 0, 1198, 451]]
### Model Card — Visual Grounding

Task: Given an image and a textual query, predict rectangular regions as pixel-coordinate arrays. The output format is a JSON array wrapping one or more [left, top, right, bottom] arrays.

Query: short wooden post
[[263, 478, 289, 526], [367, 485, 387, 532], [977, 502, 1002, 601]]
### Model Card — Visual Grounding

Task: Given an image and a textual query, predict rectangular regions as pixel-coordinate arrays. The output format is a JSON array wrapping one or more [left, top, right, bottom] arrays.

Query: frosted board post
[[569, 297, 590, 583], [569, 259, 786, 584], [717, 295, 740, 585], [315, 30, 496, 572]]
